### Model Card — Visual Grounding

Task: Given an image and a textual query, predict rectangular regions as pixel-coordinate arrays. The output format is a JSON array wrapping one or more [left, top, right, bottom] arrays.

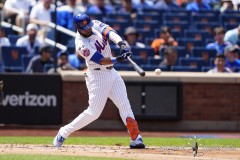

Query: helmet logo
[[83, 20, 88, 26]]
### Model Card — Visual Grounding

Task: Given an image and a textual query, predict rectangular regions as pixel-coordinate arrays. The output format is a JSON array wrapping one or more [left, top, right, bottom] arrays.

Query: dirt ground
[[0, 129, 240, 160]]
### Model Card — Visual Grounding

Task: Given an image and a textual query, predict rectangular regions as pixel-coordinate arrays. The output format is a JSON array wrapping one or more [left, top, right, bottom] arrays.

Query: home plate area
[[0, 144, 239, 160]]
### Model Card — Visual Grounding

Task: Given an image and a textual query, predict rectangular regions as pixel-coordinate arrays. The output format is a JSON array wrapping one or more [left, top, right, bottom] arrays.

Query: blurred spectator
[[132, 0, 153, 11], [159, 46, 178, 71], [224, 45, 240, 72], [26, 45, 54, 73], [224, 25, 240, 46], [0, 28, 11, 47], [206, 27, 230, 55], [57, 0, 84, 30], [48, 50, 77, 73], [232, 0, 240, 10], [186, 0, 212, 12], [76, 0, 91, 12], [176, 0, 192, 7], [154, 0, 180, 10], [220, 0, 234, 12], [0, 0, 6, 10], [123, 26, 145, 48], [3, 0, 34, 28], [207, 54, 232, 73], [86, 0, 114, 15], [117, 0, 138, 21], [151, 26, 178, 59], [30, 0, 55, 37], [68, 51, 86, 70], [16, 23, 44, 56]]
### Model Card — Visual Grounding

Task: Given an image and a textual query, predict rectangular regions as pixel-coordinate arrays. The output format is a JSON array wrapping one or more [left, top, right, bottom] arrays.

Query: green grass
[[0, 155, 127, 160], [0, 137, 239, 148]]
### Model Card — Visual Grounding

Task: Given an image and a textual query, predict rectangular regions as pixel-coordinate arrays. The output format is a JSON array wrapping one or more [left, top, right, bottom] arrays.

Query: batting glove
[[118, 41, 132, 56], [116, 52, 132, 62]]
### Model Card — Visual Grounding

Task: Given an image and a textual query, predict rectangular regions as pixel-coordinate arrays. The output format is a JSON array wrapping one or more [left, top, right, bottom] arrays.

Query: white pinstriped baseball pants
[[59, 68, 135, 138]]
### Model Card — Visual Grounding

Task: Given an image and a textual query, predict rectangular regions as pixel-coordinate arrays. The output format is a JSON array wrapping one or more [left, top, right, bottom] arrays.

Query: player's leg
[[109, 71, 145, 149], [53, 71, 113, 147]]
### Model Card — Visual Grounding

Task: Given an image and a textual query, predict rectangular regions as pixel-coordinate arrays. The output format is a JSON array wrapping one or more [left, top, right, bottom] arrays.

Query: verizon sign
[[2, 92, 57, 107], [0, 74, 62, 124]]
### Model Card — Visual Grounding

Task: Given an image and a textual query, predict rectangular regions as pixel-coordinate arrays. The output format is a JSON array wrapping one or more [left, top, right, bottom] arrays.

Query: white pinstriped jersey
[[58, 20, 137, 140], [75, 20, 113, 70]]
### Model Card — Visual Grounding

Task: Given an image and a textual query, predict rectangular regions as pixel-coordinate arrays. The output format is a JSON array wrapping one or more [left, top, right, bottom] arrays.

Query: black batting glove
[[116, 52, 132, 62], [118, 41, 132, 56]]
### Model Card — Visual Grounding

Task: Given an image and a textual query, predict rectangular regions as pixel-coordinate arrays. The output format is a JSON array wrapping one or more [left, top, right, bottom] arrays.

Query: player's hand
[[116, 51, 132, 62], [118, 41, 131, 56]]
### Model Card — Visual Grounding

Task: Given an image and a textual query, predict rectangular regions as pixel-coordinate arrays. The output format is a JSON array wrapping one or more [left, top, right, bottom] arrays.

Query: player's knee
[[86, 108, 101, 120]]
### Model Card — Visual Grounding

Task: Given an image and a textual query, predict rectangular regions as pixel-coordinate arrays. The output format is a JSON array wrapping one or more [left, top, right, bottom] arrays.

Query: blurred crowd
[[0, 0, 240, 73]]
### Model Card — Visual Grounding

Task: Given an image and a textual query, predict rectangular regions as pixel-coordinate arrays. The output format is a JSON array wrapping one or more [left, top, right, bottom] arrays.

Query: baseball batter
[[53, 13, 145, 149]]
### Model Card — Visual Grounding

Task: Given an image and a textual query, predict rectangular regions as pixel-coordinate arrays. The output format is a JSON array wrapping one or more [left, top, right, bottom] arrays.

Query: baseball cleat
[[53, 132, 65, 148], [130, 134, 145, 149]]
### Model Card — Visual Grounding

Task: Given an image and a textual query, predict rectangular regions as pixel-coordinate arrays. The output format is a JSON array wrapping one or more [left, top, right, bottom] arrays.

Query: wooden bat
[[127, 56, 145, 77]]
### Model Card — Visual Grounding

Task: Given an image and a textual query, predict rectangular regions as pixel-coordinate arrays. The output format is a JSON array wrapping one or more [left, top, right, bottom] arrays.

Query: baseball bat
[[127, 56, 145, 77]]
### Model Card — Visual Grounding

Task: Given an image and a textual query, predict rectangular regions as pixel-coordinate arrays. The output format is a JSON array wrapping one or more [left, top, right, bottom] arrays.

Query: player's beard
[[79, 28, 92, 37]]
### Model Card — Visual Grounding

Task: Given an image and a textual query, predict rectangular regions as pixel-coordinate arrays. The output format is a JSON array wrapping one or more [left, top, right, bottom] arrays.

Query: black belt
[[94, 66, 113, 70]]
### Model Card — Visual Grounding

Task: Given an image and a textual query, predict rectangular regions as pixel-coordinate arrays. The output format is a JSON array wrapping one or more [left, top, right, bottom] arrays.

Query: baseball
[[154, 68, 161, 75]]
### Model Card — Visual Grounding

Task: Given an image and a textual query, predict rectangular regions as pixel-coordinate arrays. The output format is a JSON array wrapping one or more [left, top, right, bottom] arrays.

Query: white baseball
[[154, 68, 161, 75]]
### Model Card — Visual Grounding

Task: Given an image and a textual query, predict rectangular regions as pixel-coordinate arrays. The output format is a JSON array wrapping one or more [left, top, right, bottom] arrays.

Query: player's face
[[78, 28, 92, 37]]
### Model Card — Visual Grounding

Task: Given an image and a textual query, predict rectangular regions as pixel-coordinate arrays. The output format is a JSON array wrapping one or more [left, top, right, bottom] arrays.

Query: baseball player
[[53, 13, 145, 149]]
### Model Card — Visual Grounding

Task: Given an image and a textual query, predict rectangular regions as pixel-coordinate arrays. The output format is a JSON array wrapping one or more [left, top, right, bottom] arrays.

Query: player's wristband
[[111, 57, 117, 64]]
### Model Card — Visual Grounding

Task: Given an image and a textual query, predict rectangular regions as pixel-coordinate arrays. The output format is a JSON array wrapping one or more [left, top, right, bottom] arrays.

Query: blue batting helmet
[[73, 13, 94, 31]]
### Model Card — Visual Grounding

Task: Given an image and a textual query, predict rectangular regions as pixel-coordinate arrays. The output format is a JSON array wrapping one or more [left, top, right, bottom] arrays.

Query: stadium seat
[[1, 27, 14, 37], [131, 47, 155, 60], [87, 13, 103, 21], [163, 13, 190, 25], [192, 48, 217, 62], [66, 46, 75, 54], [141, 8, 165, 17], [179, 57, 209, 71], [191, 14, 220, 25], [131, 56, 147, 65], [47, 29, 73, 45], [171, 65, 199, 72], [21, 55, 32, 71], [103, 20, 131, 37], [201, 66, 213, 72], [145, 37, 155, 46], [220, 14, 240, 26], [111, 46, 120, 56], [133, 20, 159, 31], [193, 22, 219, 35], [106, 13, 131, 22], [136, 29, 155, 43], [184, 29, 212, 41], [147, 57, 163, 65], [176, 38, 205, 53], [197, 10, 220, 17], [154, 29, 181, 39], [176, 46, 190, 58], [1, 46, 28, 72], [141, 64, 167, 71], [44, 64, 55, 72], [114, 64, 135, 71], [136, 13, 162, 24], [162, 21, 189, 35], [224, 23, 239, 31], [8, 34, 21, 46]]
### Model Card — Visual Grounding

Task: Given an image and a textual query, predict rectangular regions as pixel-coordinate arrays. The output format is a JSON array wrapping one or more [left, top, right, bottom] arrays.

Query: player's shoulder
[[92, 20, 108, 29]]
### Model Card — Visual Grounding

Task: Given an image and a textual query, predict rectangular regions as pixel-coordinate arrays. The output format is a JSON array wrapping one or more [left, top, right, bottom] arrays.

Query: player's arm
[[90, 51, 131, 65]]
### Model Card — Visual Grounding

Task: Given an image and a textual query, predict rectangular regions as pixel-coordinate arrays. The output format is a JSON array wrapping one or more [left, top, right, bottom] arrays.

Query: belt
[[93, 66, 113, 70]]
